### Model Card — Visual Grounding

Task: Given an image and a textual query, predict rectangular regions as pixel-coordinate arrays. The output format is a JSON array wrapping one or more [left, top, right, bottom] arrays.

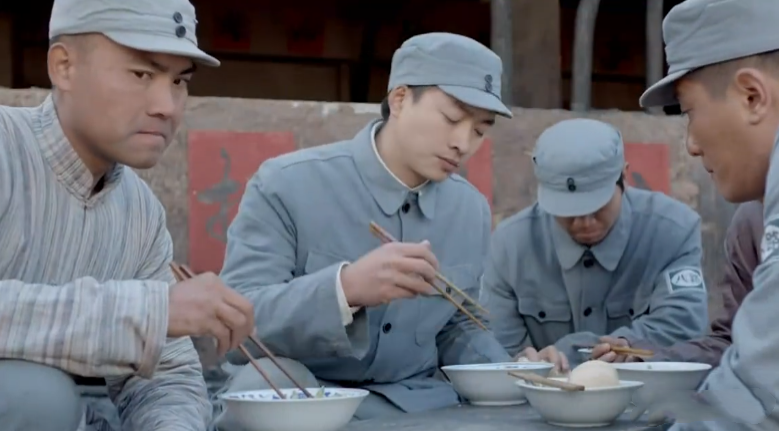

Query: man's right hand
[[340, 241, 439, 307], [167, 272, 255, 357]]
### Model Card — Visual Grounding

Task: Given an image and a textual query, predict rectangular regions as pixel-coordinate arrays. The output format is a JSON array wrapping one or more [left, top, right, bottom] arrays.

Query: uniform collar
[[352, 119, 438, 219], [34, 94, 124, 205], [552, 191, 632, 271]]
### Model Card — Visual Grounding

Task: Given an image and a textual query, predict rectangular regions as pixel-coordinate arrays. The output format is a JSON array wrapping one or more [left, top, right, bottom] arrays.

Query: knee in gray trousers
[[0, 360, 83, 431]]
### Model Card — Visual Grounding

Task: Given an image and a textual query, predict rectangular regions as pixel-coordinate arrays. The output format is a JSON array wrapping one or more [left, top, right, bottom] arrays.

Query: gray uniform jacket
[[480, 187, 709, 363], [220, 120, 511, 413], [669, 137, 779, 431]]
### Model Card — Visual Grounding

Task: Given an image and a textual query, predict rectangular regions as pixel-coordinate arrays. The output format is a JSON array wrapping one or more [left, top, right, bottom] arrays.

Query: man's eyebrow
[[455, 101, 495, 125], [148, 60, 197, 75]]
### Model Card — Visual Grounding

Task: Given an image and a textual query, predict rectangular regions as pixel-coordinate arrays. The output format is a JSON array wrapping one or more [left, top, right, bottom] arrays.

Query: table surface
[[342, 404, 664, 431]]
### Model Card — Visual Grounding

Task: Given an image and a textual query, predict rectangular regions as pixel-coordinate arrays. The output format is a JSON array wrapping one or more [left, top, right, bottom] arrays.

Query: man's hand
[[516, 345, 569, 373], [340, 241, 439, 307], [591, 336, 641, 363], [167, 272, 255, 357]]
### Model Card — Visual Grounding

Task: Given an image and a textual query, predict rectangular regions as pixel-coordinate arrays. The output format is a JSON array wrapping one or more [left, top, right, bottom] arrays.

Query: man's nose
[[147, 84, 178, 118], [686, 134, 702, 157]]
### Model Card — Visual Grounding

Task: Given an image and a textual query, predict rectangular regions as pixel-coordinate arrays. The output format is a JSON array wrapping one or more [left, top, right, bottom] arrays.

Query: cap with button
[[533, 119, 625, 217], [640, 0, 779, 108], [387, 32, 512, 118], [49, 0, 220, 67]]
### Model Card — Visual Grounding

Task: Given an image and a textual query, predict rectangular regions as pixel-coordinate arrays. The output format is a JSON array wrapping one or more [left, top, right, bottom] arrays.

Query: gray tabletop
[[342, 404, 668, 431]]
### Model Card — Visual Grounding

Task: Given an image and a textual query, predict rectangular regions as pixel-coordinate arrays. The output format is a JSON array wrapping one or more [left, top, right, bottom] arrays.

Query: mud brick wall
[[1, 88, 736, 371]]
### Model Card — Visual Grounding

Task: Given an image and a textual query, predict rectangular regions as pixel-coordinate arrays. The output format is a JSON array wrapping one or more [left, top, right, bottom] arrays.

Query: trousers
[[0, 360, 84, 431]]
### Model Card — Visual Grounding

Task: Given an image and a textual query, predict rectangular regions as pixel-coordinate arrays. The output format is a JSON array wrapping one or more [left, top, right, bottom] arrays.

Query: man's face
[[49, 35, 195, 170], [390, 87, 496, 183], [676, 69, 779, 203], [555, 186, 622, 246]]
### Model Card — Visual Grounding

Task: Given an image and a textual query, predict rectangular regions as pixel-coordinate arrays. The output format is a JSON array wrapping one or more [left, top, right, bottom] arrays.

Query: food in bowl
[[568, 360, 620, 388]]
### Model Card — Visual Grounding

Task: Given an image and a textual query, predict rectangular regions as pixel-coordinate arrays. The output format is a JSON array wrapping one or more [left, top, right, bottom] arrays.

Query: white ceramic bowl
[[516, 378, 644, 427], [612, 362, 712, 421], [441, 362, 554, 406], [219, 387, 369, 431]]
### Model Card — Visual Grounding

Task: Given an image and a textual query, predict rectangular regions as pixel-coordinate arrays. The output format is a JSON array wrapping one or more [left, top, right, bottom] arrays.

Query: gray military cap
[[49, 0, 219, 67], [388, 32, 512, 118], [533, 119, 624, 217], [640, 0, 779, 107]]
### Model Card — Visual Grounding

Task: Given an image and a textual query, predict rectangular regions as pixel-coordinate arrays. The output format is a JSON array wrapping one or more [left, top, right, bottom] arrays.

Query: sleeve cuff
[[335, 262, 362, 326]]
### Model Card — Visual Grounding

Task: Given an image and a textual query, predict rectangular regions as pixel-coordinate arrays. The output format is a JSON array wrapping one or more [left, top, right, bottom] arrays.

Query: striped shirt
[[0, 95, 210, 430]]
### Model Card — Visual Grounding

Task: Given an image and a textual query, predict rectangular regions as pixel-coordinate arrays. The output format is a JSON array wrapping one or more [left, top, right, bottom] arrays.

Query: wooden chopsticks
[[368, 221, 488, 331], [508, 371, 585, 391], [169, 262, 314, 399], [576, 343, 654, 358]]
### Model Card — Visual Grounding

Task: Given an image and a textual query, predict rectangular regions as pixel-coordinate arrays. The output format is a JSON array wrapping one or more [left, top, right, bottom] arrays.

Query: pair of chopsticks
[[169, 262, 314, 399], [508, 371, 585, 391], [576, 343, 654, 358], [368, 221, 488, 331]]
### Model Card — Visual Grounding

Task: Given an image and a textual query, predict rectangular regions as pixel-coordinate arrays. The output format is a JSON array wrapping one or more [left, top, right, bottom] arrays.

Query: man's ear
[[387, 86, 409, 119], [47, 40, 77, 91]]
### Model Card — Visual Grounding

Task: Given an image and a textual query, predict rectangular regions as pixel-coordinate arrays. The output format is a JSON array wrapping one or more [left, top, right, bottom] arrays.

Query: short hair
[[380, 85, 434, 122], [689, 49, 779, 99]]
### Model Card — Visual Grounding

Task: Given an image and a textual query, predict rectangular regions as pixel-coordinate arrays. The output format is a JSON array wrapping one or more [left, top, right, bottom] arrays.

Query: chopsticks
[[508, 371, 585, 391], [169, 262, 314, 399], [576, 343, 654, 358], [368, 221, 489, 331]]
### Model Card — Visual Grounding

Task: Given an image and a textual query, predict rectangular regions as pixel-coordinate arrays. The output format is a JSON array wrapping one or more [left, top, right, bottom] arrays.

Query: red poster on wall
[[188, 131, 297, 273], [460, 138, 493, 205], [624, 142, 671, 195]]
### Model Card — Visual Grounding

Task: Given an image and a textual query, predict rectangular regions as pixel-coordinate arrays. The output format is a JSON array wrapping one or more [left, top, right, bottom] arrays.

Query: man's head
[[47, 0, 219, 172], [533, 119, 627, 245], [640, 0, 779, 203], [380, 33, 511, 183]]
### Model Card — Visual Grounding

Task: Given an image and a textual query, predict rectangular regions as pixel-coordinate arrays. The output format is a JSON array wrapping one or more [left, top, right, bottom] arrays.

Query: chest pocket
[[517, 297, 573, 348], [605, 293, 651, 333], [414, 264, 476, 346]]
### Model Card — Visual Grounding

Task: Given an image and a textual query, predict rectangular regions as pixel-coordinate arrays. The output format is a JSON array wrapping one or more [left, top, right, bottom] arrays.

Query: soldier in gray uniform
[[480, 118, 709, 369], [637, 0, 779, 429], [215, 32, 513, 428]]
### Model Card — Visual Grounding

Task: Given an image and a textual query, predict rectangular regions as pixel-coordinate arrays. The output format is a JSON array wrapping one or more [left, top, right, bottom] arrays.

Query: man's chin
[[121, 155, 163, 170]]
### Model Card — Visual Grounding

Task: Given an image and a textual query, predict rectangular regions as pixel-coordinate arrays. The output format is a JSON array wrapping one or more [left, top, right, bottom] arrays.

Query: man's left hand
[[591, 336, 639, 363]]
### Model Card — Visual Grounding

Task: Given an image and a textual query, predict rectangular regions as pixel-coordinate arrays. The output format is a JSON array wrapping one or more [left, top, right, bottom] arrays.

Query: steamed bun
[[568, 360, 619, 388]]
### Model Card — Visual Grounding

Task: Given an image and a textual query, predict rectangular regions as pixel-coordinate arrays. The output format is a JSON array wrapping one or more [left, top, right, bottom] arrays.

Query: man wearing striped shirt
[[0, 1, 255, 431]]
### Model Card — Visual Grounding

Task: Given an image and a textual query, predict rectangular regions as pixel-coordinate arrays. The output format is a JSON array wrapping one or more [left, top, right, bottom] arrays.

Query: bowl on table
[[441, 362, 554, 406], [516, 377, 644, 427], [219, 387, 369, 431], [611, 362, 712, 422]]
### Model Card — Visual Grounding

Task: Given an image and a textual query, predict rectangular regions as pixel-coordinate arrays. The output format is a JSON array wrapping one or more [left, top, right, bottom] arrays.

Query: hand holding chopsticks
[[366, 221, 489, 331], [165, 264, 255, 357], [170, 263, 314, 399]]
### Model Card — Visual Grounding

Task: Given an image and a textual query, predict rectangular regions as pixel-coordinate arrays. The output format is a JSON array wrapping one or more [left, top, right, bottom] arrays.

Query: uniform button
[[175, 25, 187, 38], [538, 311, 546, 319], [173, 12, 183, 23], [445, 286, 452, 294], [583, 258, 594, 268], [628, 308, 634, 316], [401, 202, 411, 213], [382, 323, 392, 333], [583, 307, 592, 317]]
